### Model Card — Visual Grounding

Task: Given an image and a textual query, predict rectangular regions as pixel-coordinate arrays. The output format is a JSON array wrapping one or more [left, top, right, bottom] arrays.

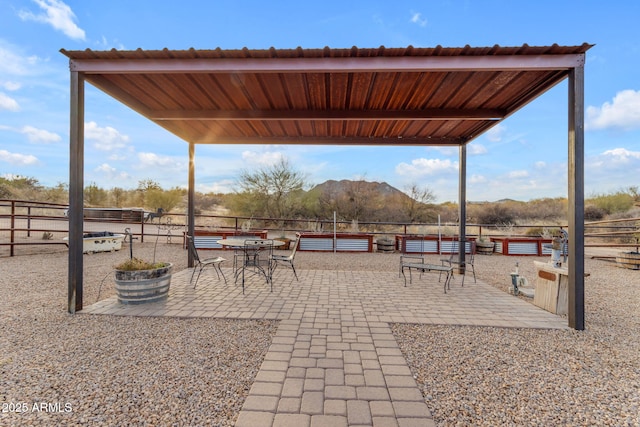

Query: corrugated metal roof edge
[[60, 43, 594, 60]]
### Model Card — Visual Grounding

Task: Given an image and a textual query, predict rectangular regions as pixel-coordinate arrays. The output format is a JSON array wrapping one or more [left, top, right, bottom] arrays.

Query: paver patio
[[82, 264, 567, 426]]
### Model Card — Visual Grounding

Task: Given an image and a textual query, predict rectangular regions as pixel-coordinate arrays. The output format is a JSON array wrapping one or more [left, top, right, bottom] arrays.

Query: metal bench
[[399, 255, 453, 293]]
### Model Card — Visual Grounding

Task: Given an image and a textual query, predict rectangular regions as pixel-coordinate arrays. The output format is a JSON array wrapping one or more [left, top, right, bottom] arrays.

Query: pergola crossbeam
[[192, 136, 465, 146], [69, 54, 586, 74], [151, 108, 505, 121]]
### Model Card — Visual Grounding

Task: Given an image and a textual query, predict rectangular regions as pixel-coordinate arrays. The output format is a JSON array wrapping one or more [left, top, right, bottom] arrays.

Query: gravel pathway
[[1, 242, 638, 426]]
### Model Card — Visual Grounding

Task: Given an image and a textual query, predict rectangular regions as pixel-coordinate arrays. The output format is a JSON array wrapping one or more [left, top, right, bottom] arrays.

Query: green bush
[[587, 191, 634, 215]]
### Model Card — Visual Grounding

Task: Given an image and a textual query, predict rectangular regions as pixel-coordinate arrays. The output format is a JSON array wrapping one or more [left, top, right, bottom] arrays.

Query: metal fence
[[1, 198, 638, 257]]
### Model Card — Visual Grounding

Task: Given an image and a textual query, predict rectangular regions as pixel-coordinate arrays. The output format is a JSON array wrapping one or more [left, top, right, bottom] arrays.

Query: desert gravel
[[1, 241, 639, 426]]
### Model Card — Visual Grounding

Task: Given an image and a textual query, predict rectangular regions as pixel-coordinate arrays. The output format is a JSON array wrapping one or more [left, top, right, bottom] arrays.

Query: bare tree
[[234, 158, 306, 220], [401, 183, 436, 222]]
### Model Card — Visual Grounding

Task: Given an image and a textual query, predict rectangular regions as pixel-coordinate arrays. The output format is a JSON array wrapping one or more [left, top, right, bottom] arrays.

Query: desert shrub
[[474, 203, 516, 225], [584, 205, 606, 221], [587, 191, 634, 215], [524, 227, 544, 236], [608, 206, 640, 220], [526, 197, 567, 220]]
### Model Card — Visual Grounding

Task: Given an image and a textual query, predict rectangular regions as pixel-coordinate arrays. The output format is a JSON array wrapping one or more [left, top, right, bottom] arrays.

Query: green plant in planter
[[114, 228, 172, 304], [114, 257, 169, 271]]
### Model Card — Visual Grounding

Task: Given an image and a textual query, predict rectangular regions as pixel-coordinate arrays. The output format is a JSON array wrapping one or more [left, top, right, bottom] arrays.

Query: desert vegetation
[[1, 172, 638, 230]]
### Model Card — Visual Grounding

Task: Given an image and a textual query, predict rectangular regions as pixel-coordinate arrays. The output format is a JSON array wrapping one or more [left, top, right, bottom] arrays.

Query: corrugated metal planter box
[[298, 233, 373, 252], [396, 235, 475, 255], [492, 237, 553, 256]]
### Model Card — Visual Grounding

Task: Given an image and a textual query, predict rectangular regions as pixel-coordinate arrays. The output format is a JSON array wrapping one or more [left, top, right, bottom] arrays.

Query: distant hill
[[309, 179, 410, 200]]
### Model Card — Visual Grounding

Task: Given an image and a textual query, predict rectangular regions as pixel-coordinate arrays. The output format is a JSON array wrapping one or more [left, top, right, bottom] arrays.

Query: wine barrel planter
[[114, 263, 173, 304], [376, 238, 395, 253], [615, 252, 640, 270], [475, 240, 495, 255], [274, 238, 292, 250]]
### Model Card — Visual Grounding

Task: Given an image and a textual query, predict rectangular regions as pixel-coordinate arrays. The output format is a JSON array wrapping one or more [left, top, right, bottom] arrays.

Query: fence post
[[10, 200, 15, 256], [27, 206, 32, 237]]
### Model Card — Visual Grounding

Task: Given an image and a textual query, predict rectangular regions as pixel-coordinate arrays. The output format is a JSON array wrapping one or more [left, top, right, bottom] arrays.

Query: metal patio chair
[[187, 235, 227, 289], [440, 238, 476, 286], [270, 232, 301, 280]]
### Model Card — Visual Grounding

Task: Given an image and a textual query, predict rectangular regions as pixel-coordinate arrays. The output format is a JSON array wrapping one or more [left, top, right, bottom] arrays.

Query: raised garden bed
[[491, 237, 554, 256], [396, 235, 475, 255], [298, 233, 373, 252]]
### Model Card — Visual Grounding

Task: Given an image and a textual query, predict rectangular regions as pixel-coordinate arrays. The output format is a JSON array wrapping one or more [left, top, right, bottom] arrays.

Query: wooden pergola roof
[[62, 44, 591, 329]]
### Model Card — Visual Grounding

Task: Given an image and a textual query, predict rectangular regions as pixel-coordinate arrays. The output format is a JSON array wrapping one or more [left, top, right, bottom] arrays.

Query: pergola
[[61, 44, 592, 329]]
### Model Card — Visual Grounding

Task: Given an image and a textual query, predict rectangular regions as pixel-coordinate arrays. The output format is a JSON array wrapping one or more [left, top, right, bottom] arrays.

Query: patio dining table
[[217, 238, 284, 292]]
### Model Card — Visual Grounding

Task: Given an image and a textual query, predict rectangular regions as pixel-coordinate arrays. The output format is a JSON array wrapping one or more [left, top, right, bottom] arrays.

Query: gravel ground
[[1, 241, 639, 426]]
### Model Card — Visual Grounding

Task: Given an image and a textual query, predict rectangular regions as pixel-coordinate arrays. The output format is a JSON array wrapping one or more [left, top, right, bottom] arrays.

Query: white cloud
[[0, 150, 39, 165], [1, 81, 21, 91], [197, 179, 235, 194], [586, 90, 640, 131], [395, 158, 458, 177], [430, 146, 457, 156], [21, 125, 61, 143], [535, 161, 547, 169], [469, 174, 487, 184], [507, 170, 529, 179], [137, 152, 175, 168], [85, 121, 130, 151], [94, 36, 126, 50], [0, 92, 20, 111], [241, 150, 285, 166], [94, 163, 130, 180], [18, 0, 85, 41], [601, 147, 640, 164], [96, 163, 116, 174], [0, 41, 41, 76], [468, 143, 487, 155], [409, 11, 427, 27], [485, 124, 506, 142]]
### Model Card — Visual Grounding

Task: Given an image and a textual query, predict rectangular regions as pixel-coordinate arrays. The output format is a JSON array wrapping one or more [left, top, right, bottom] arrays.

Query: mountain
[[309, 179, 409, 200]]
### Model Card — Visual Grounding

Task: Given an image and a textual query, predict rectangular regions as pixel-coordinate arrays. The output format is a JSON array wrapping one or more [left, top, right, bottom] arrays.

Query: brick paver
[[82, 260, 567, 426]]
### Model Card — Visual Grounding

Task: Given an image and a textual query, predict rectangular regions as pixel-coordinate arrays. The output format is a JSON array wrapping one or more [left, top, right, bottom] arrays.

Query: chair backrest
[[289, 233, 301, 259], [467, 240, 476, 263], [187, 236, 201, 263]]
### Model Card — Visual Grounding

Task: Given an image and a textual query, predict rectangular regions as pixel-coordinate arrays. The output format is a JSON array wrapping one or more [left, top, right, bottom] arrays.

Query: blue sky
[[1, 0, 639, 202]]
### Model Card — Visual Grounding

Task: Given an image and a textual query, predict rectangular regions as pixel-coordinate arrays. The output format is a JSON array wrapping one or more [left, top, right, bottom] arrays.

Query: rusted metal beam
[[458, 145, 467, 272], [68, 71, 85, 313], [568, 64, 585, 330], [187, 142, 195, 268]]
